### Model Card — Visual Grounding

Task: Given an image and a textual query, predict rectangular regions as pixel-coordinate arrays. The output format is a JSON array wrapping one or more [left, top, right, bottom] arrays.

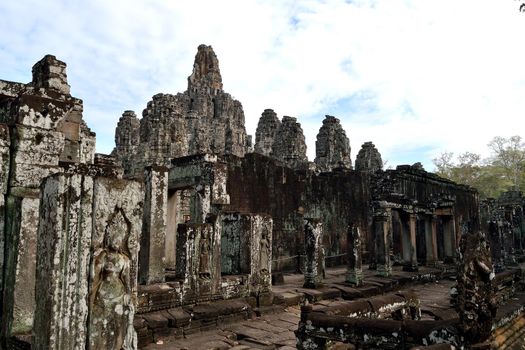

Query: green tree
[[432, 152, 504, 198], [432, 135, 525, 198], [487, 136, 525, 190]]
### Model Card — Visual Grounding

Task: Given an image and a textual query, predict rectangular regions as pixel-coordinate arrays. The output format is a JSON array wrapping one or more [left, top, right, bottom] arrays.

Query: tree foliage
[[433, 136, 525, 198]]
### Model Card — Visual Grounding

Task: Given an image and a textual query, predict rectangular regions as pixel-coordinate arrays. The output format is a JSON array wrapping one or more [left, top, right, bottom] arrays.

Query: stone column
[[0, 123, 9, 311], [303, 218, 324, 288], [176, 224, 198, 302], [425, 215, 439, 264], [346, 224, 363, 286], [443, 217, 456, 261], [374, 209, 392, 277], [2, 192, 40, 336], [247, 215, 273, 294], [33, 174, 93, 350], [403, 213, 418, 272], [139, 165, 168, 284], [488, 220, 504, 272], [33, 174, 143, 350], [503, 220, 518, 266]]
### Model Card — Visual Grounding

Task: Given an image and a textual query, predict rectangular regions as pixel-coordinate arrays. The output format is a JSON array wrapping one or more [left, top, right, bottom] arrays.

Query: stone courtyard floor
[[143, 265, 456, 349]]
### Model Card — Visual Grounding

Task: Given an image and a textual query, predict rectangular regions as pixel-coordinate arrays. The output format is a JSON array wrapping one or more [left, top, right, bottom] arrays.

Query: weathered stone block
[[165, 308, 191, 328], [2, 194, 39, 335], [140, 166, 168, 284], [31, 55, 71, 95], [0, 123, 9, 293], [10, 163, 63, 189], [89, 176, 143, 349], [220, 213, 272, 295], [12, 125, 64, 166], [33, 174, 93, 350], [176, 223, 220, 302]]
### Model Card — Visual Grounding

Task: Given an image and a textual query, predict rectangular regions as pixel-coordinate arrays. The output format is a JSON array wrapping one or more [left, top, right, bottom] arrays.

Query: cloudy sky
[[1, 0, 525, 170]]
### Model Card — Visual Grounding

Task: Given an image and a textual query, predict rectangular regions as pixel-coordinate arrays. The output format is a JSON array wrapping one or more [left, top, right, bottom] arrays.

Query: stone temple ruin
[[1, 45, 525, 349]]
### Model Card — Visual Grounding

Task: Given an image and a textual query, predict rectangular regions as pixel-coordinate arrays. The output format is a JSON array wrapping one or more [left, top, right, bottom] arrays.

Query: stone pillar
[[2, 192, 40, 336], [33, 174, 143, 350], [455, 230, 496, 345], [374, 208, 392, 277], [400, 216, 411, 264], [503, 220, 518, 266], [31, 54, 71, 94], [303, 218, 324, 288], [0, 124, 9, 308], [139, 165, 168, 284], [176, 224, 198, 302], [346, 224, 363, 286], [33, 174, 93, 350], [246, 214, 273, 294], [425, 215, 439, 264], [443, 217, 456, 261], [403, 213, 418, 272], [488, 220, 504, 272]]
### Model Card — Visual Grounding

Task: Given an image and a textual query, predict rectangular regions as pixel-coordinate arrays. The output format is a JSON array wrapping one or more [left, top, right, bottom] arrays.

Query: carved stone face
[[105, 211, 127, 252]]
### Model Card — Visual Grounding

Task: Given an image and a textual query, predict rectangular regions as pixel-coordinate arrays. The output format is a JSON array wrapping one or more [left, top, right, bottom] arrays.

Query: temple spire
[[187, 44, 223, 92]]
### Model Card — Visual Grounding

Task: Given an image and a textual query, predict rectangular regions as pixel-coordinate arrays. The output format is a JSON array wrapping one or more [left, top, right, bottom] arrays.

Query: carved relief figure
[[199, 229, 211, 279], [89, 209, 136, 350], [259, 228, 270, 273], [454, 229, 497, 344]]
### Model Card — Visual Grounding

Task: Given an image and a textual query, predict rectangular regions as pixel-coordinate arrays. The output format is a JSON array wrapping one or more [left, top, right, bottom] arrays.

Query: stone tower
[[355, 142, 382, 172], [271, 116, 307, 169], [113, 44, 250, 176], [254, 109, 281, 157], [114, 110, 140, 173], [314, 115, 352, 172]]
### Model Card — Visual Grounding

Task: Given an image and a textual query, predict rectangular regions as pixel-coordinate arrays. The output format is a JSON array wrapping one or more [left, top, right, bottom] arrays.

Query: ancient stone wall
[[222, 153, 370, 271], [376, 165, 479, 224], [33, 173, 93, 350], [0, 55, 96, 338], [113, 45, 249, 177], [33, 172, 143, 350]]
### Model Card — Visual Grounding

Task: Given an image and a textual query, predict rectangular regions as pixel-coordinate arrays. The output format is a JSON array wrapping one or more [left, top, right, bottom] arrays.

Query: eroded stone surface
[[355, 141, 382, 172], [33, 174, 93, 350], [303, 218, 324, 288], [139, 166, 168, 284], [314, 115, 352, 171], [89, 177, 143, 349], [114, 45, 249, 177], [31, 55, 71, 95], [254, 109, 281, 157], [271, 116, 308, 169], [0, 54, 95, 340], [454, 229, 497, 344]]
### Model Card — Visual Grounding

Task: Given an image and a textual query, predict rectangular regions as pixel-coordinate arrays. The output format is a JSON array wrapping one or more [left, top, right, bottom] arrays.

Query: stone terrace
[[140, 265, 458, 349]]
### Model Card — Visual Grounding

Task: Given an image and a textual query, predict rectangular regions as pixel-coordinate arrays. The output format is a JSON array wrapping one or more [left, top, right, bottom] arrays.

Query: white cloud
[[1, 0, 525, 170]]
